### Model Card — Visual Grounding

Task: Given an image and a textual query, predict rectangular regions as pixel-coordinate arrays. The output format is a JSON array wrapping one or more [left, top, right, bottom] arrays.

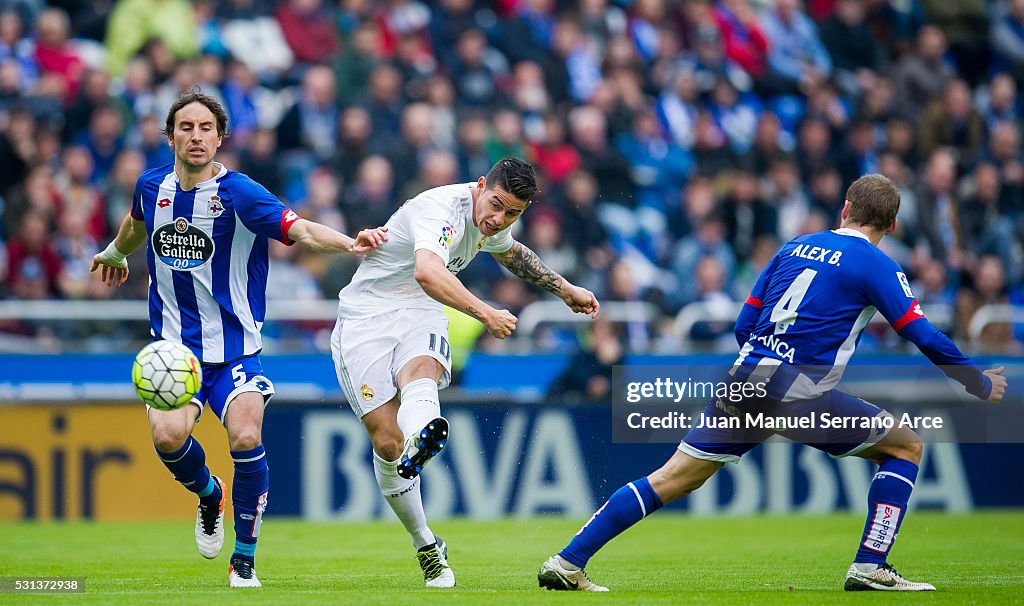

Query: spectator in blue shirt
[[760, 0, 832, 96]]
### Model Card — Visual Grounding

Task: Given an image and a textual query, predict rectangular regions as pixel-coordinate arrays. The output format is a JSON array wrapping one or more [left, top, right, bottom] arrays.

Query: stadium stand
[[1, 0, 1022, 367]]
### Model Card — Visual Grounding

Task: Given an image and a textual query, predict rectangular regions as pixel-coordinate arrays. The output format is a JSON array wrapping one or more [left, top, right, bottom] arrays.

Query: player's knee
[[899, 436, 923, 465], [664, 473, 712, 500], [877, 428, 923, 465], [229, 427, 262, 451], [151, 424, 189, 452], [683, 474, 713, 495], [651, 475, 704, 503], [397, 356, 444, 385], [650, 458, 717, 503]]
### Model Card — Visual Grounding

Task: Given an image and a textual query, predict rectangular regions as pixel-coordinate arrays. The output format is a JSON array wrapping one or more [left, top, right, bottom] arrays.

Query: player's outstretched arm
[[897, 318, 1001, 402], [91, 214, 147, 287], [287, 219, 388, 254], [414, 249, 517, 339], [866, 258, 1002, 402], [491, 241, 600, 318]]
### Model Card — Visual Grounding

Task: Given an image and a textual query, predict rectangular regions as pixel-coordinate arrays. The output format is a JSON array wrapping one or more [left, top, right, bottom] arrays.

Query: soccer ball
[[132, 341, 202, 410]]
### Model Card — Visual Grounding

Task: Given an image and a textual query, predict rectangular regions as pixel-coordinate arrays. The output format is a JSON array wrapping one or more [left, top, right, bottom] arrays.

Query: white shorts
[[331, 306, 452, 417]]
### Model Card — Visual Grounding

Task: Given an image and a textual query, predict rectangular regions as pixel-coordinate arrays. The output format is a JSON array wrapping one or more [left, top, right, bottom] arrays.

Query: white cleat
[[228, 558, 262, 588], [538, 555, 609, 592], [195, 476, 226, 559], [417, 537, 455, 588], [844, 563, 936, 591]]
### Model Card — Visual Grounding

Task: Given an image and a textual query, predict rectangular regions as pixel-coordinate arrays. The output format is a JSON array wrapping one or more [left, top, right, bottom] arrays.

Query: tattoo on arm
[[498, 242, 564, 294]]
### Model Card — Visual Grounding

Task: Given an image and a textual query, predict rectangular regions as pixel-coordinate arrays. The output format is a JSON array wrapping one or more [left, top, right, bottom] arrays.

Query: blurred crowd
[[1, 0, 1023, 355]]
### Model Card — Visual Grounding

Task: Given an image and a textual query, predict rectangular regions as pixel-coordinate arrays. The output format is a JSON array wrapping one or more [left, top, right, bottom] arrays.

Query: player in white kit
[[331, 157, 599, 587]]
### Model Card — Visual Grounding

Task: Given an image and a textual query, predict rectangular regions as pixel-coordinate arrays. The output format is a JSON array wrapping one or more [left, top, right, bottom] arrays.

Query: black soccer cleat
[[397, 417, 449, 480]]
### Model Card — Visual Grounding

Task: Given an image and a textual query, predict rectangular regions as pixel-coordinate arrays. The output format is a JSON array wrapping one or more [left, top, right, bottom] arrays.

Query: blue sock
[[230, 445, 269, 562], [560, 477, 663, 568], [855, 457, 918, 564], [156, 436, 220, 505]]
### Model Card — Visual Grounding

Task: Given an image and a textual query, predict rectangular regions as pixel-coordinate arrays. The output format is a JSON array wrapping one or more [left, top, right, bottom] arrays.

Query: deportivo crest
[[152, 219, 215, 271], [207, 196, 224, 217], [439, 225, 454, 247], [360, 384, 374, 401]]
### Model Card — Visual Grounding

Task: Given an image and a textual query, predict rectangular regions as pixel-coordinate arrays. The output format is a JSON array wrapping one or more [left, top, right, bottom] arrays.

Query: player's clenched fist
[[483, 308, 518, 339], [984, 366, 1007, 404], [561, 284, 600, 318]]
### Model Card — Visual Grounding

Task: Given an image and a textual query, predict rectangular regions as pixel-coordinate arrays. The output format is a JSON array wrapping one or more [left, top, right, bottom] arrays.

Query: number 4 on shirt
[[770, 268, 817, 335]]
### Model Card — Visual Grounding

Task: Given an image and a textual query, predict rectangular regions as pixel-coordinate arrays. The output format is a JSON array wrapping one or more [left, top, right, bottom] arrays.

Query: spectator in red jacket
[[6, 209, 63, 299], [712, 0, 769, 79], [275, 0, 341, 64], [33, 8, 83, 104]]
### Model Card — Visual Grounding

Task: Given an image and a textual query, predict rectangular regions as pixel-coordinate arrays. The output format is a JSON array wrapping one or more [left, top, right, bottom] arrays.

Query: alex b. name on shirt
[[790, 244, 842, 265]]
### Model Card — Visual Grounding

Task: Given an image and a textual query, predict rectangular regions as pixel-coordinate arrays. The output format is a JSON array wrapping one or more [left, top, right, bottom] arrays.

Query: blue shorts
[[680, 389, 894, 464], [191, 355, 275, 424]]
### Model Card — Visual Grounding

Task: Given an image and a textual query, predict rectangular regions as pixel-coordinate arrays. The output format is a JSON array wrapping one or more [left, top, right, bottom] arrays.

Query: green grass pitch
[[1, 512, 1022, 604]]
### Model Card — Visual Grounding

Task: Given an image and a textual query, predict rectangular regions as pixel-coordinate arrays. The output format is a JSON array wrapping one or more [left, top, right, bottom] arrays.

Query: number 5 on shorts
[[231, 364, 246, 387]]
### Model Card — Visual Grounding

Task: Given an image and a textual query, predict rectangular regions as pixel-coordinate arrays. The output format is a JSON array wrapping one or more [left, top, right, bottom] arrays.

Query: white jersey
[[337, 182, 513, 318]]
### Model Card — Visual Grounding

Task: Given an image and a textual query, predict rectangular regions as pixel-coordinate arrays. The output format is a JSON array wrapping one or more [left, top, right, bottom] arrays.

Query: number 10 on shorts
[[428, 334, 451, 362]]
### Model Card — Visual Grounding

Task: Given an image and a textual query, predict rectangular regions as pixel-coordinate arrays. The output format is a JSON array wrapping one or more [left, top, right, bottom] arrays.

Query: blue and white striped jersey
[[131, 163, 298, 364], [733, 228, 990, 401]]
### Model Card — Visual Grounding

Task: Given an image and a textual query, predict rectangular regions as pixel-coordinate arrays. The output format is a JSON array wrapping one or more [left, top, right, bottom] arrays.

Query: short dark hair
[[163, 87, 229, 139], [845, 173, 900, 230], [485, 157, 537, 202]]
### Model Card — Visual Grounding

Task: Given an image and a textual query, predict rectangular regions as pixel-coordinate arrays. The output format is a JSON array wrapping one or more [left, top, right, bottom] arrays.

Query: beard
[[178, 149, 214, 170]]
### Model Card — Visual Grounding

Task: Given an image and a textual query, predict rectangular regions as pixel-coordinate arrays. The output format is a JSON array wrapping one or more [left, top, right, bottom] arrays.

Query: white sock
[[397, 377, 441, 438], [373, 450, 435, 549]]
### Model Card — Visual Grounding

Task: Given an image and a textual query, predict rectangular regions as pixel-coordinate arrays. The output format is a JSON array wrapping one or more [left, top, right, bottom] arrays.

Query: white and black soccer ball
[[132, 341, 202, 410]]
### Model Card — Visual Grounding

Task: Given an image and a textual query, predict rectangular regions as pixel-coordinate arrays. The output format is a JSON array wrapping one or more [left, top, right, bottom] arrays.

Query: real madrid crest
[[360, 384, 374, 401]]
